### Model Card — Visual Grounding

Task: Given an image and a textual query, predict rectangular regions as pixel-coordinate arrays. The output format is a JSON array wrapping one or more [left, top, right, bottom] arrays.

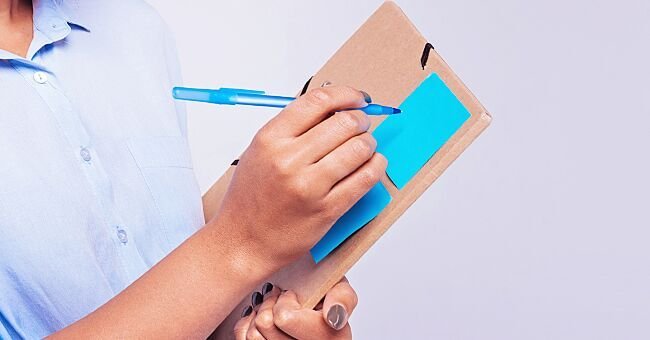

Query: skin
[[1, 1, 381, 338], [233, 279, 358, 340], [0, 0, 32, 57]]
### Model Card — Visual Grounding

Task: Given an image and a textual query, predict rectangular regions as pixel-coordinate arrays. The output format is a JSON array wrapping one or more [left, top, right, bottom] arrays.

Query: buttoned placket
[[5, 12, 149, 283]]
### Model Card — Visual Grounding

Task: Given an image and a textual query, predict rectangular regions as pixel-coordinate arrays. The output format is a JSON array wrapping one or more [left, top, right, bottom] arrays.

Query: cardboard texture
[[202, 1, 491, 310]]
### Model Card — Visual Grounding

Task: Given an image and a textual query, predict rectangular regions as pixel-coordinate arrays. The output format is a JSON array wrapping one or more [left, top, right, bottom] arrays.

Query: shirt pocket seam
[[126, 136, 198, 249]]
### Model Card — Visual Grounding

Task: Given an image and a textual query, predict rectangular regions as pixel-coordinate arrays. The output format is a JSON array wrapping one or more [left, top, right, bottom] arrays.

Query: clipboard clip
[[420, 42, 435, 70], [298, 43, 435, 97], [299, 76, 314, 96]]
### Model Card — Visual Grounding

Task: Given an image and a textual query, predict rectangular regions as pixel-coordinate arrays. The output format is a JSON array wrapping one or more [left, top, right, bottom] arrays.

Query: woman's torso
[[0, 0, 204, 337]]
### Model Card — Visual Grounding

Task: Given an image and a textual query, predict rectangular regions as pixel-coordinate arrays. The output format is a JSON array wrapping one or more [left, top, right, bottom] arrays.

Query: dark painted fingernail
[[252, 291, 263, 307], [360, 91, 372, 103], [261, 282, 274, 295], [241, 305, 253, 318], [326, 304, 348, 331]]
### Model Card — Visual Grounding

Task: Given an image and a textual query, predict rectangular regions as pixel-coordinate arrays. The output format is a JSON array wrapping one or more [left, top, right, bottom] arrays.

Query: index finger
[[265, 86, 368, 137], [233, 307, 255, 340]]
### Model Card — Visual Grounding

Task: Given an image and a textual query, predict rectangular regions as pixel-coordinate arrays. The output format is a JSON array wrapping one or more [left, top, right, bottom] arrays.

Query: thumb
[[322, 278, 358, 331]]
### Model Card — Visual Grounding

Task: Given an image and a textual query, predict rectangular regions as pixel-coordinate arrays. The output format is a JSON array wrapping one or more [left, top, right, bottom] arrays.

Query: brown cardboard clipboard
[[203, 1, 491, 310]]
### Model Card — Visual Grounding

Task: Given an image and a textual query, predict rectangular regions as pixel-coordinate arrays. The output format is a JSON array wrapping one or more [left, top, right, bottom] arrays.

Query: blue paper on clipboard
[[310, 182, 391, 263], [309, 73, 470, 263], [373, 73, 471, 189]]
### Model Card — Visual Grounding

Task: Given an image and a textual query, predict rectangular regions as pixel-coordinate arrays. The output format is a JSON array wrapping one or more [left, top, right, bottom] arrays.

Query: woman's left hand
[[234, 278, 357, 339]]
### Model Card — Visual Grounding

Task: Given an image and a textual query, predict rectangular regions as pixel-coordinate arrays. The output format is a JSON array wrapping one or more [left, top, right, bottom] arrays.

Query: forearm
[[49, 219, 273, 339]]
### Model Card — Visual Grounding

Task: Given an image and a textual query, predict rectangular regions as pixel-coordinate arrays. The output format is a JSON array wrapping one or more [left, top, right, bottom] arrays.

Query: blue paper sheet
[[373, 73, 471, 189], [310, 182, 392, 263], [309, 73, 470, 263]]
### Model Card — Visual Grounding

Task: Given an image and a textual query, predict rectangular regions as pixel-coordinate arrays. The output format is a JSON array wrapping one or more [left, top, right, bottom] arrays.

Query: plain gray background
[[147, 0, 650, 339]]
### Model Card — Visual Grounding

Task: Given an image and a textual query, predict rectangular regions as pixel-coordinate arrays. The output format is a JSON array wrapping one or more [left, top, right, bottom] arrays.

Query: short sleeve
[[162, 23, 188, 139]]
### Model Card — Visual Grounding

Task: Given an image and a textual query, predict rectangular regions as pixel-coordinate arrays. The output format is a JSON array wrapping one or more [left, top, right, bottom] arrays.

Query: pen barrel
[[235, 94, 295, 108]]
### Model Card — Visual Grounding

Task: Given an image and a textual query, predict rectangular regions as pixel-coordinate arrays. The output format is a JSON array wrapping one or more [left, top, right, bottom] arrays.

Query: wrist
[[203, 212, 279, 285]]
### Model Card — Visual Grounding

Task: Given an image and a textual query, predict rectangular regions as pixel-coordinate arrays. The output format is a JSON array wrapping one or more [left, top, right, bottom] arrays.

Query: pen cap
[[172, 87, 236, 105]]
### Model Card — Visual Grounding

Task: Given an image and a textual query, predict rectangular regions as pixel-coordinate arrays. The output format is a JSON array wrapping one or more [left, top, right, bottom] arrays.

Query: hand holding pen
[[211, 85, 388, 268], [194, 85, 375, 339]]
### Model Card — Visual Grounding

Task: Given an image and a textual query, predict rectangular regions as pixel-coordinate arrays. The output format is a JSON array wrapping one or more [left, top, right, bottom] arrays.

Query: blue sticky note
[[373, 73, 470, 189], [310, 182, 392, 263]]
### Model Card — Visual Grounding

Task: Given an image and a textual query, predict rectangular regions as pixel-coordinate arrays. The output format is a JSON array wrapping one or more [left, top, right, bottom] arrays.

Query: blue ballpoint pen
[[172, 87, 401, 115]]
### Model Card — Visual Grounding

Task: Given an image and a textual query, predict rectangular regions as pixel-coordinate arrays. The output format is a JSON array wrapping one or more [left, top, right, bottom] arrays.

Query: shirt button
[[80, 147, 92, 162], [50, 20, 65, 30], [116, 227, 128, 244], [33, 72, 48, 84]]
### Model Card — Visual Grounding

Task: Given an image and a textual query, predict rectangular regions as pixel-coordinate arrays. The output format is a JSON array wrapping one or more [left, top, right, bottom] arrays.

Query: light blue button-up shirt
[[0, 0, 205, 338]]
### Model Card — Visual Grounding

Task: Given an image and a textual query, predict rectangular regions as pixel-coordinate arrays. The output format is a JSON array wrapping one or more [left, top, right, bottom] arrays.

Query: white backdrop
[[146, 0, 650, 338]]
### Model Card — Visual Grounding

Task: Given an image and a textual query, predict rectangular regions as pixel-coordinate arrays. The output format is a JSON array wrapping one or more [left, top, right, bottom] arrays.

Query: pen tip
[[393, 108, 402, 114]]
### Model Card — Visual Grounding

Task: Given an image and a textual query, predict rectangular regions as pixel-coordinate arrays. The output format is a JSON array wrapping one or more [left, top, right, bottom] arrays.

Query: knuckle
[[304, 88, 332, 108], [319, 197, 342, 220], [254, 309, 275, 331], [287, 177, 313, 202], [320, 211, 336, 225], [273, 309, 294, 329], [271, 157, 293, 177], [246, 331, 262, 340], [317, 197, 340, 222], [360, 168, 381, 187], [375, 153, 388, 169], [253, 127, 274, 149], [336, 111, 362, 133], [352, 137, 373, 159], [320, 201, 341, 222], [358, 112, 371, 130], [367, 134, 378, 150]]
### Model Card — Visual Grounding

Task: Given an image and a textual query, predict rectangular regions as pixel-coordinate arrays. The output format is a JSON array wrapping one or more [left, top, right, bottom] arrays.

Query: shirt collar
[[54, 0, 92, 32], [33, 0, 91, 35], [0, 0, 91, 61], [18, 0, 70, 61]]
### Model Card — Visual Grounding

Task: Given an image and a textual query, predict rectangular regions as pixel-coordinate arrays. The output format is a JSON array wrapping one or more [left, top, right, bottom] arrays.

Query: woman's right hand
[[215, 85, 387, 271], [52, 85, 386, 340]]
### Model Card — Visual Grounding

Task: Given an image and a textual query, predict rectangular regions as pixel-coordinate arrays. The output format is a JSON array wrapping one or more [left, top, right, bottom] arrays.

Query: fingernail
[[241, 305, 253, 318], [326, 304, 348, 331], [360, 91, 372, 103], [252, 291, 263, 307], [262, 282, 274, 295]]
